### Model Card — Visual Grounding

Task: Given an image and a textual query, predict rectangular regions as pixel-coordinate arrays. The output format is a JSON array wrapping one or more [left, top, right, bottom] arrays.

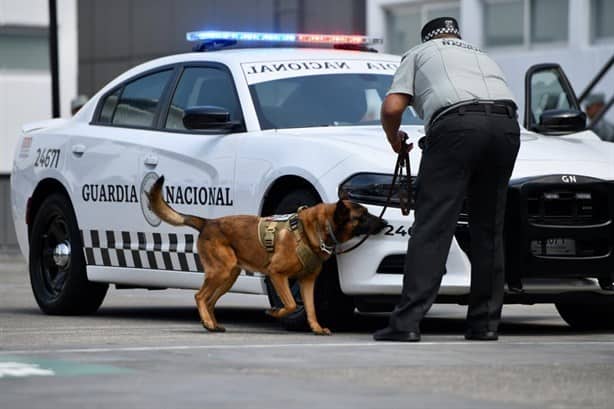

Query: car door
[[71, 68, 176, 273], [523, 63, 586, 135], [135, 63, 244, 283]]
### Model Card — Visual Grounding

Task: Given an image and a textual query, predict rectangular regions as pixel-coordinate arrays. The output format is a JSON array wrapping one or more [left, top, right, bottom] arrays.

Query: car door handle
[[144, 155, 158, 167], [71, 144, 86, 156]]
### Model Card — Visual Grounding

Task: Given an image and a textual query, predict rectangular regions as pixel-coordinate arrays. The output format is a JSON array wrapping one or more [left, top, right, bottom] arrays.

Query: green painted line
[[0, 356, 131, 378]]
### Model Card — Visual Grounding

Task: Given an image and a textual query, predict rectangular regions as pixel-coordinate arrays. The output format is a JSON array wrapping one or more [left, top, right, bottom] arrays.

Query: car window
[[530, 69, 572, 121], [166, 67, 242, 130], [99, 88, 121, 123], [249, 74, 422, 129], [98, 69, 173, 128]]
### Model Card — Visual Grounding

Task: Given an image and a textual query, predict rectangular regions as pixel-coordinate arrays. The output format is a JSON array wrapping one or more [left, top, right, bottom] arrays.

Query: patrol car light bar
[[186, 30, 383, 45]]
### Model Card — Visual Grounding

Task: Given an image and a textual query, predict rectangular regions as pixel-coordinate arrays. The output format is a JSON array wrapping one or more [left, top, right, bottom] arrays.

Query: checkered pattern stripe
[[80, 230, 205, 272], [423, 27, 460, 42]]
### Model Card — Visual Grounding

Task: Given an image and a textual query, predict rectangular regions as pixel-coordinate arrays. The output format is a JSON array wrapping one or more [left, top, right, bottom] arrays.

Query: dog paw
[[313, 327, 332, 336], [201, 321, 226, 332], [265, 308, 281, 318]]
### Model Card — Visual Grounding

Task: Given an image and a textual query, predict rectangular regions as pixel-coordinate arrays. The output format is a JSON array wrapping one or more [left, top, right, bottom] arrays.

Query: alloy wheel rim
[[40, 213, 71, 299]]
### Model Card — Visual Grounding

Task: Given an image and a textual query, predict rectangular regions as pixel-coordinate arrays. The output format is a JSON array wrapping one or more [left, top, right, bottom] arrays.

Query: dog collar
[[315, 222, 336, 256], [319, 240, 334, 256]]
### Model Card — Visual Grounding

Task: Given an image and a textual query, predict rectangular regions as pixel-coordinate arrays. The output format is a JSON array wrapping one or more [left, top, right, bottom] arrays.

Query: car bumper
[[336, 205, 614, 298], [336, 205, 471, 296]]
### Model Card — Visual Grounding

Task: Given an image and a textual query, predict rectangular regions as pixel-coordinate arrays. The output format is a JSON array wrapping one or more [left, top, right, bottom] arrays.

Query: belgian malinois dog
[[148, 176, 386, 335]]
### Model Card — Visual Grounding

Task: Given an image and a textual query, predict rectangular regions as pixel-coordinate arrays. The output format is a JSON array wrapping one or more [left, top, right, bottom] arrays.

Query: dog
[[148, 176, 386, 335]]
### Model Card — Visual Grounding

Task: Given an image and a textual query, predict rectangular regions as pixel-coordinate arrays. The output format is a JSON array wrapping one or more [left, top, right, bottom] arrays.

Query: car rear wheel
[[555, 300, 614, 331], [264, 188, 355, 331], [29, 193, 108, 315]]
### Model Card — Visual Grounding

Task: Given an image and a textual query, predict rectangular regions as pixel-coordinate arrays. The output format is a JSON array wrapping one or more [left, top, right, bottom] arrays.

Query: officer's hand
[[389, 130, 408, 153]]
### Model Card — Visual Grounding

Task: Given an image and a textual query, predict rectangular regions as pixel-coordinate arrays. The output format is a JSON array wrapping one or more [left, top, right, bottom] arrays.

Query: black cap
[[421, 17, 461, 42]]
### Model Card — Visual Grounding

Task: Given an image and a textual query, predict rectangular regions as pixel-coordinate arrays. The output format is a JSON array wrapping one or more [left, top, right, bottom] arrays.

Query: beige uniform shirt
[[388, 38, 516, 126]]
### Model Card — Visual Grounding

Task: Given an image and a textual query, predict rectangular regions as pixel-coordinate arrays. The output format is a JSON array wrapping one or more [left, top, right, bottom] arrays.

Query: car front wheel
[[264, 188, 355, 331], [29, 193, 108, 315]]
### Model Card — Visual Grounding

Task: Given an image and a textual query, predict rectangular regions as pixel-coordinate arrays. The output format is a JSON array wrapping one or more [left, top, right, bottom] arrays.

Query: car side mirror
[[182, 106, 242, 131], [537, 109, 586, 135]]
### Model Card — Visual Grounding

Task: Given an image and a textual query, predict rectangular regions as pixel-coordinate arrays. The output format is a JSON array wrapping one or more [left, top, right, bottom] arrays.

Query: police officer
[[584, 93, 614, 142], [374, 17, 520, 342]]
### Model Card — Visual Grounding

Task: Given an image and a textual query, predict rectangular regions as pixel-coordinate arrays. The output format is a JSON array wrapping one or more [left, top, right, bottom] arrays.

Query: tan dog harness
[[257, 208, 323, 275]]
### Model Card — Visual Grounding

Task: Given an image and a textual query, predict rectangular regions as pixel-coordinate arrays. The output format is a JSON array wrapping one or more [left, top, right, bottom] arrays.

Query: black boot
[[464, 329, 498, 341], [373, 327, 421, 342]]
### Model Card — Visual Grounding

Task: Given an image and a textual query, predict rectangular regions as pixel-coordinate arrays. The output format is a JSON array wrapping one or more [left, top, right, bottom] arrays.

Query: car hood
[[268, 126, 614, 179]]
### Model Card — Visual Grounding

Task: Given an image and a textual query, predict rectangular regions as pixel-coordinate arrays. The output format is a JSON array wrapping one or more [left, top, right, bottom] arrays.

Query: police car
[[10, 31, 614, 331]]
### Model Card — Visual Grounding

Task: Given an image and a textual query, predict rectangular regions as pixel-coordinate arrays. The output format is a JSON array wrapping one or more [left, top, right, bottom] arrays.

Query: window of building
[[98, 69, 173, 128], [0, 27, 49, 71], [530, 0, 568, 43], [165, 67, 242, 131], [592, 0, 614, 41], [484, 0, 525, 46], [483, 0, 569, 48], [385, 1, 460, 54]]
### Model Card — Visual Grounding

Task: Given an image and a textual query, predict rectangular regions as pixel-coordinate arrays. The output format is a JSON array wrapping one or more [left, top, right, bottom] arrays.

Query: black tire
[[555, 301, 614, 331], [264, 189, 355, 331], [29, 193, 108, 315]]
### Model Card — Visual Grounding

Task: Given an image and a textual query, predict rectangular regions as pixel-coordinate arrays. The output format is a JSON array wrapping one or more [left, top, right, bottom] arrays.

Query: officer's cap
[[421, 17, 461, 42]]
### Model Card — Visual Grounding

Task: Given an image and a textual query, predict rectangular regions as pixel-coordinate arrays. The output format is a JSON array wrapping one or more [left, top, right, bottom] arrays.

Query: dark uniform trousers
[[389, 107, 520, 333]]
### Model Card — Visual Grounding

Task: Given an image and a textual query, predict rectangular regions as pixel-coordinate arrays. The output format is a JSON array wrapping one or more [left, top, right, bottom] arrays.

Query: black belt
[[429, 100, 517, 128]]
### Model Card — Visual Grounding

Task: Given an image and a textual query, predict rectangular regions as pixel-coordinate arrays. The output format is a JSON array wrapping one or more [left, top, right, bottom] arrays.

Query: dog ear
[[338, 190, 350, 200], [333, 200, 350, 226]]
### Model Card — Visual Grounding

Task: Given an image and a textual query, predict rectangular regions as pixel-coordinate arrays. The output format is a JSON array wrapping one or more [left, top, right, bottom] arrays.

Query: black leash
[[334, 137, 413, 255]]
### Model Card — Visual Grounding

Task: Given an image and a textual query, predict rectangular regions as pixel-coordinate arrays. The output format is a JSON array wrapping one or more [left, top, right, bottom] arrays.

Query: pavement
[[1, 252, 614, 409]]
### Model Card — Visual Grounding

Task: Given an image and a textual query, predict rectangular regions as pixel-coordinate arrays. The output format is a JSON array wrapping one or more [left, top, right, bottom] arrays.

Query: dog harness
[[257, 207, 323, 275]]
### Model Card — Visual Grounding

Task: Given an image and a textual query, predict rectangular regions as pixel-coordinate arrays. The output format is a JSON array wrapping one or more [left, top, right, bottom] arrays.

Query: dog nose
[[371, 218, 388, 234]]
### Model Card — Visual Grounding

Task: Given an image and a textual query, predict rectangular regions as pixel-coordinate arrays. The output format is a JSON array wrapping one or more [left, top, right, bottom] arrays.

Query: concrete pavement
[[1, 253, 613, 409]]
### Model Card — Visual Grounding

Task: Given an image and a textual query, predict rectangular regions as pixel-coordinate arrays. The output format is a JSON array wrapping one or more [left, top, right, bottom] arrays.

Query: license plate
[[530, 238, 576, 256]]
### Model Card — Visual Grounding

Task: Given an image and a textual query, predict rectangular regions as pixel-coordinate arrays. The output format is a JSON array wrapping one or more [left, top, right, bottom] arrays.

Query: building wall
[[78, 0, 366, 96], [0, 0, 78, 250], [367, 0, 614, 119]]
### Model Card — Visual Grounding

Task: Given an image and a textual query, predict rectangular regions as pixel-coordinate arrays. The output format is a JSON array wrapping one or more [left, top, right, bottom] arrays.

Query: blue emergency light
[[186, 30, 383, 45]]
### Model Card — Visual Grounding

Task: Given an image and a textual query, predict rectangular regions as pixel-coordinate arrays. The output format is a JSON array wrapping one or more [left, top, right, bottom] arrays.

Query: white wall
[[58, 0, 78, 119], [0, 0, 77, 174], [367, 0, 614, 122], [0, 0, 49, 25]]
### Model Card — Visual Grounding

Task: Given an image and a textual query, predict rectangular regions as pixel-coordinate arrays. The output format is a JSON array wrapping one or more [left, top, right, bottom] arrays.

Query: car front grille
[[526, 189, 609, 226], [504, 176, 614, 280]]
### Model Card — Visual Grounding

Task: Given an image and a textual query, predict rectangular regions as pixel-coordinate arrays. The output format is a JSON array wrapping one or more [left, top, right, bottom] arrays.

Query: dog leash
[[333, 136, 414, 255]]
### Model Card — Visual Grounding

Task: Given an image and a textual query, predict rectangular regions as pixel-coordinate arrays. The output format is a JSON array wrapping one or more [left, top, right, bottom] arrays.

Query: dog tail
[[148, 175, 207, 232]]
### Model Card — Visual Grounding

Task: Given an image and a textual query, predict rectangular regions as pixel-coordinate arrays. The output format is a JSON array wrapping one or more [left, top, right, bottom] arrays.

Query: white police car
[[11, 31, 614, 330]]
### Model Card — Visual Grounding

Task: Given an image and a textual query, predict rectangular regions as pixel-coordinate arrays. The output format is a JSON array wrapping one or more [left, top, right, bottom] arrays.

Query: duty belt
[[429, 99, 517, 130]]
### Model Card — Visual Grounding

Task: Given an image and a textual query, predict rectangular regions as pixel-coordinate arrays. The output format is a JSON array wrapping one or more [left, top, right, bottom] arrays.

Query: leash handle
[[399, 141, 413, 216]]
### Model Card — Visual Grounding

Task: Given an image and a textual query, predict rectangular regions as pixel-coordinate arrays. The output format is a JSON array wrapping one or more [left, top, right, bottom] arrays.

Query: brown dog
[[148, 176, 386, 335]]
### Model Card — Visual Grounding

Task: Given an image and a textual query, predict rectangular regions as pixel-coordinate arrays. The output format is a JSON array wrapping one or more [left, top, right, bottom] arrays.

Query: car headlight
[[338, 172, 416, 208]]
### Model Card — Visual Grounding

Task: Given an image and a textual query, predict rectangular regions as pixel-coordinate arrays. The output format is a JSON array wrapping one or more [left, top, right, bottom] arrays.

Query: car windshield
[[249, 74, 422, 130]]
